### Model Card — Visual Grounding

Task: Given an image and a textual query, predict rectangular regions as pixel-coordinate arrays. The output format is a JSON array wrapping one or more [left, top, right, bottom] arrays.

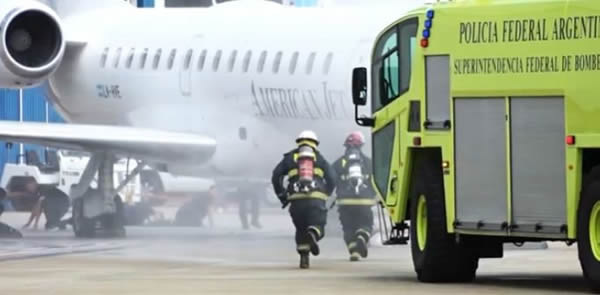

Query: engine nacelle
[[0, 0, 64, 87]]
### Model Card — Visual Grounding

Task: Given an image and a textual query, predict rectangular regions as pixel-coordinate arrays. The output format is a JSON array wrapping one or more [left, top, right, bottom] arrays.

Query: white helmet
[[296, 130, 319, 146]]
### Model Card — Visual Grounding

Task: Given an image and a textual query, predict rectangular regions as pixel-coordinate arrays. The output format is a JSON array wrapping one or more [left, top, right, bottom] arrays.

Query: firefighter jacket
[[332, 150, 377, 206], [271, 147, 336, 203]]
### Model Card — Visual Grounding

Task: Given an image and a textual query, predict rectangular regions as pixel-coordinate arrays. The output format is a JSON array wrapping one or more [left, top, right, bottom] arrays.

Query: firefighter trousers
[[289, 198, 327, 254], [338, 205, 373, 253]]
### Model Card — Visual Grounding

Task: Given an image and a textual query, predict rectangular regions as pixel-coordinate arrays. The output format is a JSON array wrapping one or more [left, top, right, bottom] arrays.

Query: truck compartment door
[[510, 97, 566, 234], [455, 98, 507, 231], [425, 55, 450, 129]]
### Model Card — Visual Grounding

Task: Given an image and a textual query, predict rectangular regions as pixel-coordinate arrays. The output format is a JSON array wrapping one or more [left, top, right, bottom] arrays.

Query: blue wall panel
[[23, 88, 46, 122], [0, 89, 20, 179], [0, 87, 66, 179], [22, 88, 47, 164], [0, 89, 18, 121], [293, 0, 318, 7], [137, 0, 155, 7], [48, 105, 65, 123]]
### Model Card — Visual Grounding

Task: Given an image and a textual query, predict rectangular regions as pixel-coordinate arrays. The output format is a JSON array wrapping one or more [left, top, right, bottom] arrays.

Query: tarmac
[[0, 208, 592, 295]]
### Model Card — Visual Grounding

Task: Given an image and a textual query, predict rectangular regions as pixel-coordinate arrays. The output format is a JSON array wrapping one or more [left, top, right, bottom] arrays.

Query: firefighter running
[[271, 130, 336, 269], [332, 131, 376, 262]]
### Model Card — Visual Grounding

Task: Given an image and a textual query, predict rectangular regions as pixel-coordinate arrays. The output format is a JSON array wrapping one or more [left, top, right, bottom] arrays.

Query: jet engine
[[0, 0, 64, 88]]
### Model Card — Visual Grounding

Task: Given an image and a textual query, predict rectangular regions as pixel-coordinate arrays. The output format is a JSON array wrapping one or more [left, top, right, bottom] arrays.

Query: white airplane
[[0, 0, 424, 237]]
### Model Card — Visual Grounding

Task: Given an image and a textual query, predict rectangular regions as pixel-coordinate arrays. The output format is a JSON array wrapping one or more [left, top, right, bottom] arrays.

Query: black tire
[[578, 167, 600, 292], [100, 195, 126, 238], [72, 198, 95, 238], [410, 150, 478, 283]]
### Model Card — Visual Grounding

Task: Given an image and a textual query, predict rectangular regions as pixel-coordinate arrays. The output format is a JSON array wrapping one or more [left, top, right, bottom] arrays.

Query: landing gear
[[70, 152, 143, 238], [72, 194, 125, 238]]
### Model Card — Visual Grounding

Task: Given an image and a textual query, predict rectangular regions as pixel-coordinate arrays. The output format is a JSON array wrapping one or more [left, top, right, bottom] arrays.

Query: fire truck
[[351, 0, 600, 290]]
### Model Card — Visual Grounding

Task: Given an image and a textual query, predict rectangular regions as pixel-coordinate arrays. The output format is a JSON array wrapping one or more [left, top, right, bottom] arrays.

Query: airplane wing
[[0, 122, 216, 164]]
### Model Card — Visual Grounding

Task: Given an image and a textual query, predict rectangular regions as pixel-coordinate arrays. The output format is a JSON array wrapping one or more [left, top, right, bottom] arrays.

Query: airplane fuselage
[[44, 2, 395, 179]]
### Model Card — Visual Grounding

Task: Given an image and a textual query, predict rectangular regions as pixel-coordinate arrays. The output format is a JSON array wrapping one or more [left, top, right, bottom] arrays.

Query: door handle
[[390, 173, 398, 194]]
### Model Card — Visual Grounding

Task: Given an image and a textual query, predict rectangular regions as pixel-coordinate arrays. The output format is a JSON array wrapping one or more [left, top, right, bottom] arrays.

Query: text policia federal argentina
[[459, 16, 600, 44]]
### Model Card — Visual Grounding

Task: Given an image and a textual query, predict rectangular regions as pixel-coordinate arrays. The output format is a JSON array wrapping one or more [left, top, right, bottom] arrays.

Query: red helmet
[[344, 131, 365, 147]]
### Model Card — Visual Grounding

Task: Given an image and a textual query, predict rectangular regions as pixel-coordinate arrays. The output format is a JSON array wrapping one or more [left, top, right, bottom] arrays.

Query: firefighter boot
[[349, 252, 361, 262], [355, 231, 369, 258], [299, 252, 310, 269], [307, 228, 320, 256], [356, 233, 369, 258]]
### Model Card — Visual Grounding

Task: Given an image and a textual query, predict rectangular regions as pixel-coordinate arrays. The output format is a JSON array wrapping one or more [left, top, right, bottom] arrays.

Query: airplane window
[[183, 49, 193, 70], [257, 51, 267, 73], [213, 50, 222, 72], [242, 50, 252, 73], [272, 51, 283, 73], [100, 47, 109, 68], [289, 51, 299, 74], [153, 49, 162, 70], [228, 50, 238, 72], [113, 47, 122, 68], [306, 52, 316, 74], [167, 49, 177, 70], [197, 49, 207, 71], [139, 48, 149, 69], [323, 52, 334, 75], [125, 48, 135, 69]]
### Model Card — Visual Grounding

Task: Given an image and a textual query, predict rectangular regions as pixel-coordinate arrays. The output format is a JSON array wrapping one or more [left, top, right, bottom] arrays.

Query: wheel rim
[[417, 194, 428, 251], [590, 201, 600, 261]]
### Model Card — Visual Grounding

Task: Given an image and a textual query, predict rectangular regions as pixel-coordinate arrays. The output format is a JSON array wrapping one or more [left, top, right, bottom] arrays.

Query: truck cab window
[[372, 18, 417, 112]]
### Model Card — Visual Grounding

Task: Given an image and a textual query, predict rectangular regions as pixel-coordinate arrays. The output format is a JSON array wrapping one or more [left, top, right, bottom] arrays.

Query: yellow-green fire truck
[[351, 0, 600, 290]]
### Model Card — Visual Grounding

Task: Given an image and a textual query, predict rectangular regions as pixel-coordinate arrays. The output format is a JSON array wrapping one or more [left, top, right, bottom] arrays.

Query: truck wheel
[[410, 151, 478, 282], [72, 198, 95, 238], [577, 168, 600, 292]]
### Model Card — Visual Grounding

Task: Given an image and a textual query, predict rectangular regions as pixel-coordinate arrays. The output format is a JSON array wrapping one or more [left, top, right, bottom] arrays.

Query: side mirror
[[352, 67, 368, 106]]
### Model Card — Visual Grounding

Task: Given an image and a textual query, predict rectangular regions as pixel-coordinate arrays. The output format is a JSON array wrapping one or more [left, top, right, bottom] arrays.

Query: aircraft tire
[[72, 198, 95, 238], [100, 195, 126, 238]]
